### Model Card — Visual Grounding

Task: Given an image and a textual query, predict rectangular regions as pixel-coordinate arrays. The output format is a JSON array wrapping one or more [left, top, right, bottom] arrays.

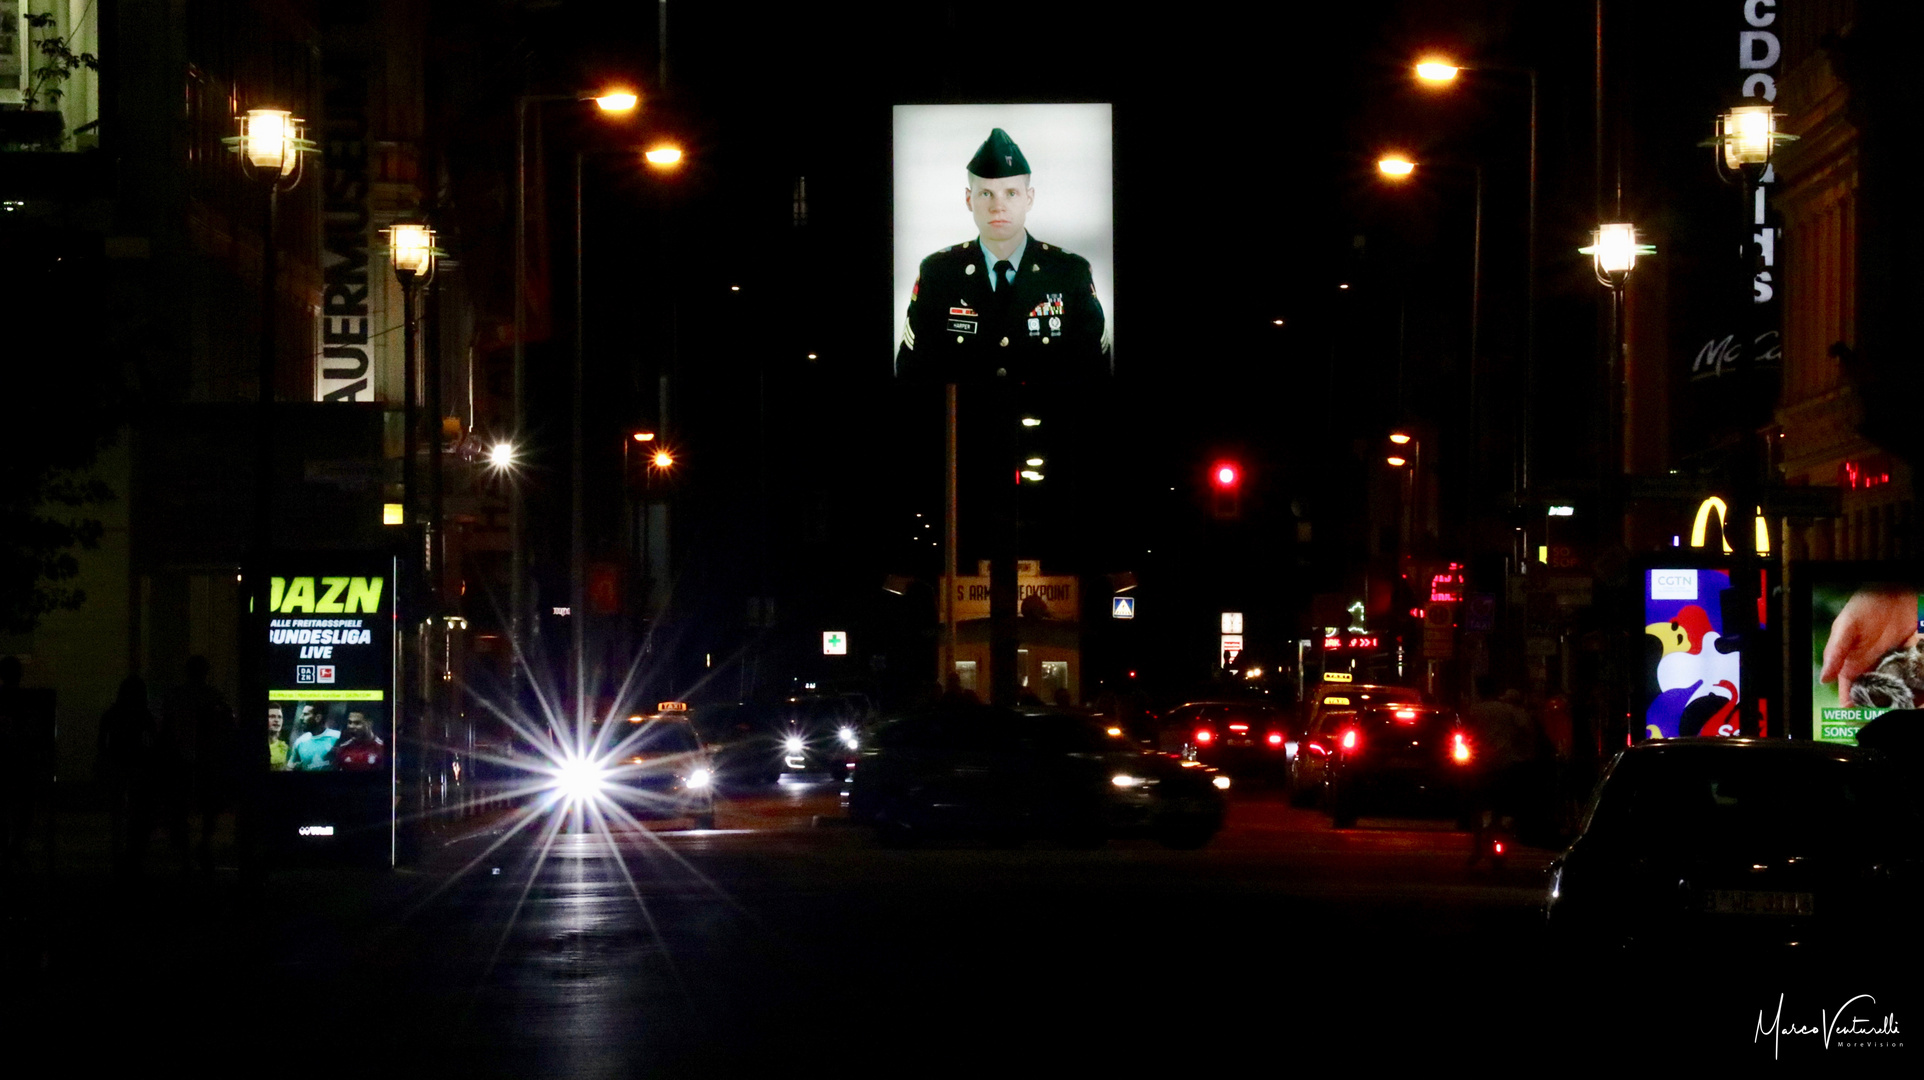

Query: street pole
[[572, 151, 587, 726], [511, 98, 529, 715], [941, 383, 958, 690]]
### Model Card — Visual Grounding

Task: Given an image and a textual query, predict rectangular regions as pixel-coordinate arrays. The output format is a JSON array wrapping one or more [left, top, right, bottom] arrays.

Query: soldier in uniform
[[897, 128, 1106, 384]]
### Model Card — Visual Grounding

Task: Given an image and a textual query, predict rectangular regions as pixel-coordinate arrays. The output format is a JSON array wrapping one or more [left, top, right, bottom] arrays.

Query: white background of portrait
[[892, 103, 1114, 372]]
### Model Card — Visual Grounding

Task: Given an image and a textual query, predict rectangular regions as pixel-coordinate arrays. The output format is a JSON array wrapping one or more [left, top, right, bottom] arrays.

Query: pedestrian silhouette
[[97, 675, 158, 877], [160, 656, 237, 874]]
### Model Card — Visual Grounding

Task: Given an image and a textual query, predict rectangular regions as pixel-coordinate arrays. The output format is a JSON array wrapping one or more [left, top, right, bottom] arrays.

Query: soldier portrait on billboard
[[896, 126, 1108, 383]]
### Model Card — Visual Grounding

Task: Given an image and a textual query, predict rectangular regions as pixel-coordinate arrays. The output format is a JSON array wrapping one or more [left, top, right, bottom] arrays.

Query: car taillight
[[1266, 732, 1284, 747], [1393, 708, 1418, 724], [1451, 732, 1472, 764], [1228, 723, 1250, 733], [1340, 728, 1359, 751], [1195, 729, 1214, 744]]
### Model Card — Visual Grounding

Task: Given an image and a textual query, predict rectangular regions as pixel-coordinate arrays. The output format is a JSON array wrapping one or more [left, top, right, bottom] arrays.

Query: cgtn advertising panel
[[892, 103, 1113, 381], [1640, 565, 1753, 739], [1804, 566, 1924, 746]]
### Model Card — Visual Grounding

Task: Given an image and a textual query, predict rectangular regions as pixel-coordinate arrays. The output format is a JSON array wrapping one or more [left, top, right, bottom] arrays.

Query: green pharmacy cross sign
[[822, 631, 848, 656]]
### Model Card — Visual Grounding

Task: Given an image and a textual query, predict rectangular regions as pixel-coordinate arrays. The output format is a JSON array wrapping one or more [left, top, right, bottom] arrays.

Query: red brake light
[[1266, 732, 1284, 747], [1195, 729, 1214, 744], [1451, 732, 1472, 764], [1340, 728, 1358, 751], [1229, 723, 1250, 733], [1393, 708, 1418, 722], [1493, 841, 1505, 855]]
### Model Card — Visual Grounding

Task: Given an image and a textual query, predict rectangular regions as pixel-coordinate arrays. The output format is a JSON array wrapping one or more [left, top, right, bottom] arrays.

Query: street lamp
[[1416, 55, 1537, 495], [385, 221, 437, 539], [1375, 153, 1485, 491], [230, 105, 310, 877], [1706, 104, 1794, 740], [512, 87, 639, 700]]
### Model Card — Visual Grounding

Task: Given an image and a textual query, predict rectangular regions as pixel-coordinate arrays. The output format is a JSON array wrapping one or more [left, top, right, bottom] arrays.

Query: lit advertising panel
[[892, 104, 1113, 380], [1802, 565, 1924, 746], [1639, 565, 1747, 739], [259, 556, 397, 864]]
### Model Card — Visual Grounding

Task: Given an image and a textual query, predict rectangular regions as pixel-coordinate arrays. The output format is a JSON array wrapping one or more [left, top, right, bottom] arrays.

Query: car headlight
[[686, 767, 713, 790], [1111, 774, 1148, 789], [1212, 775, 1232, 791], [837, 726, 859, 749], [784, 735, 805, 754]]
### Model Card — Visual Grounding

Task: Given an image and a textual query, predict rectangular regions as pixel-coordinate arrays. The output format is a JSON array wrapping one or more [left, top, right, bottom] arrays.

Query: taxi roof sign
[[657, 701, 688, 712], [1323, 671, 1353, 683]]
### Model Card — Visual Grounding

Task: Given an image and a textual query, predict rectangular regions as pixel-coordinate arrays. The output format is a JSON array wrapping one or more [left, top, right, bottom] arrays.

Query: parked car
[[1320, 702, 1475, 827], [845, 704, 1229, 849], [1158, 701, 1292, 781], [1289, 684, 1425, 806], [1545, 738, 1923, 953]]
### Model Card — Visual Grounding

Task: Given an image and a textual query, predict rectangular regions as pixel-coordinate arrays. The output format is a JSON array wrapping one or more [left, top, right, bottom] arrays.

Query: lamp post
[[567, 137, 683, 724], [1376, 154, 1484, 491], [1708, 105, 1794, 739], [386, 221, 436, 830], [1416, 58, 1537, 496], [511, 88, 637, 707], [230, 106, 308, 876]]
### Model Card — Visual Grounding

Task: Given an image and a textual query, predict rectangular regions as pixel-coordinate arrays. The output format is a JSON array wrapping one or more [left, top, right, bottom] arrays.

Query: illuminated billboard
[[1803, 567, 1924, 746], [1640, 565, 1748, 739], [892, 103, 1114, 380], [262, 562, 395, 775]]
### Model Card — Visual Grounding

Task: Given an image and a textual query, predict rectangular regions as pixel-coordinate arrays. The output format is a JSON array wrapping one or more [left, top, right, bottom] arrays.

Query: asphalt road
[[7, 779, 1914, 1074]]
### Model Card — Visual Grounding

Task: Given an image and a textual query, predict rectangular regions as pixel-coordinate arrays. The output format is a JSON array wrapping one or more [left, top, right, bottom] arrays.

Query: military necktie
[[993, 260, 1014, 307]]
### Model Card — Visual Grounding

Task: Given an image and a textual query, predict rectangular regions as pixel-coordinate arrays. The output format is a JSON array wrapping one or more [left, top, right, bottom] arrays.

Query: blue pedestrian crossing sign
[[1111, 596, 1136, 620]]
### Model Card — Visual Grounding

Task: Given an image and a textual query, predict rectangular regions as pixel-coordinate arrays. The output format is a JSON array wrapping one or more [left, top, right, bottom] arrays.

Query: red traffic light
[[1213, 462, 1240, 488]]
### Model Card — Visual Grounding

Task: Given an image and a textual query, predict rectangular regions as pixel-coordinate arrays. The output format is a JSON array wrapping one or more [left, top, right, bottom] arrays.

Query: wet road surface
[[8, 778, 1913, 1073]]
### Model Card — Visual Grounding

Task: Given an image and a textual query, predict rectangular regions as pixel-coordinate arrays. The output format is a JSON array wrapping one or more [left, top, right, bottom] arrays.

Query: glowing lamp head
[[488, 441, 516, 470], [1593, 222, 1639, 274], [236, 109, 307, 184], [1415, 59, 1460, 83], [593, 91, 639, 112], [1377, 156, 1416, 178], [1386, 455, 1408, 467], [387, 222, 436, 282], [651, 449, 675, 469], [1721, 104, 1776, 168], [1389, 433, 1412, 445], [645, 145, 684, 168]]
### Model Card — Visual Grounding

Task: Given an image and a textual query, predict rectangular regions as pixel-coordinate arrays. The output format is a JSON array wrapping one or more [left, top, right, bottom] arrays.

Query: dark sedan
[[845, 704, 1229, 849], [1545, 738, 1923, 953]]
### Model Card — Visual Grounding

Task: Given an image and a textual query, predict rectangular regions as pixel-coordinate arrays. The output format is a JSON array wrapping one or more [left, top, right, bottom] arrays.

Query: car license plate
[[1703, 889, 1813, 916]]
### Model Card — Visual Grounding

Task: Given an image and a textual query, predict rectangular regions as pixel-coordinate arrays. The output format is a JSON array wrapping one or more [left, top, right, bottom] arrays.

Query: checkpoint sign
[[822, 631, 848, 656], [1112, 596, 1136, 619]]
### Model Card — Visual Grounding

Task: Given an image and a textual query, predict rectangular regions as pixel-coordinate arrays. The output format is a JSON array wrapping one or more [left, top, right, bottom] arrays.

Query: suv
[[1322, 703, 1474, 827], [1289, 684, 1424, 806]]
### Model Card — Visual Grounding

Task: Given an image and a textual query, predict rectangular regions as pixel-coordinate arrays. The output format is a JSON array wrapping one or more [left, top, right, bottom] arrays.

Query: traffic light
[[1211, 460, 1242, 520]]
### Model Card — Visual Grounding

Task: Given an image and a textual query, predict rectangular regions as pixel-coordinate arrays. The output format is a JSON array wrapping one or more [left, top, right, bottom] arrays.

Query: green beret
[[966, 128, 1030, 179]]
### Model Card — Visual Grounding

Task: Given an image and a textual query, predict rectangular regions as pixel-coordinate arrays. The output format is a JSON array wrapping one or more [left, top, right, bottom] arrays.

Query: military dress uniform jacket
[[897, 235, 1105, 384]]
